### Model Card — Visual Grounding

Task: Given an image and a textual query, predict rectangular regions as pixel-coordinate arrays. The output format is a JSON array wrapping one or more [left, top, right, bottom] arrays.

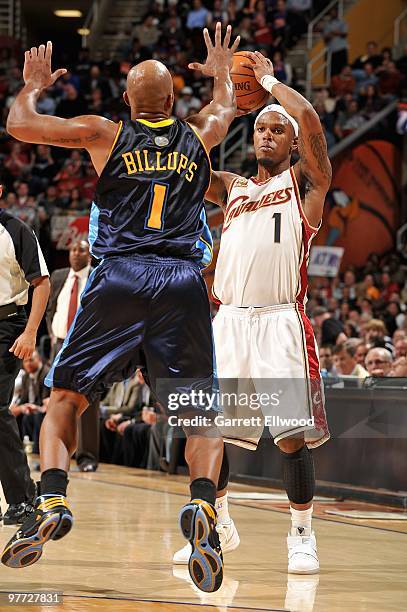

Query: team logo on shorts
[[154, 136, 169, 147]]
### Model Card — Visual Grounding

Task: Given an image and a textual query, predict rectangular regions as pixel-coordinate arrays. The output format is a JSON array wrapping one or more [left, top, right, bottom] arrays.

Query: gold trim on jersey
[[188, 125, 212, 193], [106, 120, 123, 162], [136, 118, 174, 128]]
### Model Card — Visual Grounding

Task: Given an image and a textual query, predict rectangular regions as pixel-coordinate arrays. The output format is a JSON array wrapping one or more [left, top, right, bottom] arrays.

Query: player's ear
[[165, 92, 174, 112], [123, 91, 130, 106]]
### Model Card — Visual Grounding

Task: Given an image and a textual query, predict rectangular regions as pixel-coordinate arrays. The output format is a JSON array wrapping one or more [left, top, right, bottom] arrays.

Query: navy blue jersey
[[89, 118, 212, 267]]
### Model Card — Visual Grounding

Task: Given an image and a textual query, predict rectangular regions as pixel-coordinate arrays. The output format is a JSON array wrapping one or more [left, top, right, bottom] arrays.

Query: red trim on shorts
[[298, 308, 320, 378], [297, 307, 328, 436]]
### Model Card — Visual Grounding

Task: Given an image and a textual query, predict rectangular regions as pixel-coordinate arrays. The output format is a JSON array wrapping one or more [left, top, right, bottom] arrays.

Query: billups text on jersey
[[121, 149, 198, 181], [224, 187, 293, 230]]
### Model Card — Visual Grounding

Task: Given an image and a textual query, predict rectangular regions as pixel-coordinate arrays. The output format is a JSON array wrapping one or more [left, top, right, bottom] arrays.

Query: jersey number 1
[[272, 212, 281, 243], [146, 182, 168, 231]]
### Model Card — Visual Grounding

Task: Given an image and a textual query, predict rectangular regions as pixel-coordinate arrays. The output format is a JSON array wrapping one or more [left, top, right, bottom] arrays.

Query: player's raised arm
[[186, 22, 240, 152], [6, 42, 118, 174], [242, 51, 332, 227]]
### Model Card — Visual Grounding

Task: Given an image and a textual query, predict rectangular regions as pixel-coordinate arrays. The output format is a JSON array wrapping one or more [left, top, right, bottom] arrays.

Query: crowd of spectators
[[308, 250, 407, 380]]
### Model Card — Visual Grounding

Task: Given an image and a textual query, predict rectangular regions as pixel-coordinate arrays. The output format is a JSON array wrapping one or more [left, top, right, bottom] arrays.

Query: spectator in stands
[[272, 50, 292, 85], [393, 329, 406, 344], [332, 341, 369, 378], [271, 0, 289, 50], [36, 90, 56, 116], [353, 62, 378, 95], [286, 0, 311, 44], [354, 341, 369, 366], [365, 347, 393, 377], [101, 370, 157, 468], [383, 301, 404, 336], [87, 65, 112, 100], [236, 16, 254, 47], [352, 41, 383, 71], [313, 306, 346, 346], [330, 65, 355, 98], [334, 99, 366, 139], [38, 185, 62, 217], [380, 271, 399, 303], [319, 344, 338, 376], [377, 61, 402, 97], [55, 84, 88, 118], [253, 13, 274, 52], [361, 274, 380, 301], [88, 88, 105, 115], [394, 338, 407, 359], [186, 0, 212, 30], [174, 87, 201, 119], [4, 142, 29, 179], [11, 351, 50, 453], [29, 145, 58, 194], [358, 84, 385, 119], [211, 0, 229, 26], [389, 357, 407, 377], [323, 6, 348, 76], [70, 188, 88, 212], [364, 319, 393, 354], [133, 14, 161, 49]]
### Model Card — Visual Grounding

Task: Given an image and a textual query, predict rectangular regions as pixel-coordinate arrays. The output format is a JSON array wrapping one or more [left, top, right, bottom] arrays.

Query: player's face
[[253, 113, 296, 167]]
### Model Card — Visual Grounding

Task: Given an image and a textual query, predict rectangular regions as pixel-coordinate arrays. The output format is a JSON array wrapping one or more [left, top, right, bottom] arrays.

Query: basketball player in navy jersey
[[2, 25, 239, 592]]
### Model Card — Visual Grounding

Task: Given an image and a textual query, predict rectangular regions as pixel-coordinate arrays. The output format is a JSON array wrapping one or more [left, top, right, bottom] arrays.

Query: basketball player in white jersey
[[174, 51, 331, 574]]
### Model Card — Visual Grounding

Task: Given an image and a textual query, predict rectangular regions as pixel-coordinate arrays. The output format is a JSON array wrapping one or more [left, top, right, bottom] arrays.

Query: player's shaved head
[[124, 60, 174, 118]]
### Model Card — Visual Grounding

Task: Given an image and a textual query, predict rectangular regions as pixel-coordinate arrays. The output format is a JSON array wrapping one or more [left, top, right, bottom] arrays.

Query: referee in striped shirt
[[0, 185, 50, 524]]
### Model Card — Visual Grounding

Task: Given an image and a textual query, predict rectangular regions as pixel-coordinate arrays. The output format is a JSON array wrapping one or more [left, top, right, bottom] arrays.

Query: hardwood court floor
[[0, 464, 406, 612]]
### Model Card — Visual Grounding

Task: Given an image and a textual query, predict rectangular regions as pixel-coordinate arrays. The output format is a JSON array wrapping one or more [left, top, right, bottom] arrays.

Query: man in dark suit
[[46, 239, 99, 472]]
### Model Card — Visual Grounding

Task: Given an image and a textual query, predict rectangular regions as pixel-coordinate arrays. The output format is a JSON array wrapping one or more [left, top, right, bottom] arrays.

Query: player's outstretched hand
[[240, 50, 274, 84], [188, 22, 240, 77], [23, 41, 67, 90]]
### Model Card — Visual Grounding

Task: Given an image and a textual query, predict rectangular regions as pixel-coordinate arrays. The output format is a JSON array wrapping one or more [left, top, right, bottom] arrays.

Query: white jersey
[[212, 167, 318, 307]]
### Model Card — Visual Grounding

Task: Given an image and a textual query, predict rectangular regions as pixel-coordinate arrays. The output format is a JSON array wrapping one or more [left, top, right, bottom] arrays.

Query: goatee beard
[[258, 158, 276, 171]]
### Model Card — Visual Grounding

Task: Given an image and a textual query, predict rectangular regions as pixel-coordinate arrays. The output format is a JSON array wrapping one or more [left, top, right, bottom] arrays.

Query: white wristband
[[260, 75, 280, 94]]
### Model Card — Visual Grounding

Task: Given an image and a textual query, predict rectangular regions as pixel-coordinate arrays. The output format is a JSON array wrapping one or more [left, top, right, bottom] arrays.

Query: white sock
[[215, 492, 231, 525], [290, 505, 313, 536]]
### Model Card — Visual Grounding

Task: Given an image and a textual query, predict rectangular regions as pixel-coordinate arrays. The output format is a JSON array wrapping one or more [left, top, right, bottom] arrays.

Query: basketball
[[231, 51, 269, 112]]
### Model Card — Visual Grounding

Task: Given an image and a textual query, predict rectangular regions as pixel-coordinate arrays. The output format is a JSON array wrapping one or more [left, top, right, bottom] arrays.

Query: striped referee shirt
[[0, 210, 49, 307]]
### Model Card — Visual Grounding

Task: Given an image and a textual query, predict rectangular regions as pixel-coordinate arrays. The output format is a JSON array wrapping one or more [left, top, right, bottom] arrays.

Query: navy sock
[[40, 469, 68, 497], [190, 477, 216, 507]]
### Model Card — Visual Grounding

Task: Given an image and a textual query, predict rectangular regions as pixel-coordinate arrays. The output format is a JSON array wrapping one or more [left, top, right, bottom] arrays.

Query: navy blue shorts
[[45, 254, 214, 408]]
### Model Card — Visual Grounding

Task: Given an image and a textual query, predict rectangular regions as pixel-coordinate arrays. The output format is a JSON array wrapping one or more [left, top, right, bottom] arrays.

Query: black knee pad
[[217, 444, 230, 491], [280, 445, 315, 504]]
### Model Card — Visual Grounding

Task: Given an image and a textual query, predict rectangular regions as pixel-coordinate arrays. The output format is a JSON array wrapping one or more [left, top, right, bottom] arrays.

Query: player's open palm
[[188, 22, 240, 77], [23, 41, 67, 90]]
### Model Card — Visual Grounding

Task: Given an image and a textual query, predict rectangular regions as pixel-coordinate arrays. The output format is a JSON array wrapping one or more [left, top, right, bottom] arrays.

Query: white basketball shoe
[[287, 530, 319, 574], [173, 519, 240, 564]]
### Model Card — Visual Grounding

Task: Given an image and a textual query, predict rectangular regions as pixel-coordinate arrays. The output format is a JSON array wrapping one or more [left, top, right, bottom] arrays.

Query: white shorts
[[212, 303, 330, 449]]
